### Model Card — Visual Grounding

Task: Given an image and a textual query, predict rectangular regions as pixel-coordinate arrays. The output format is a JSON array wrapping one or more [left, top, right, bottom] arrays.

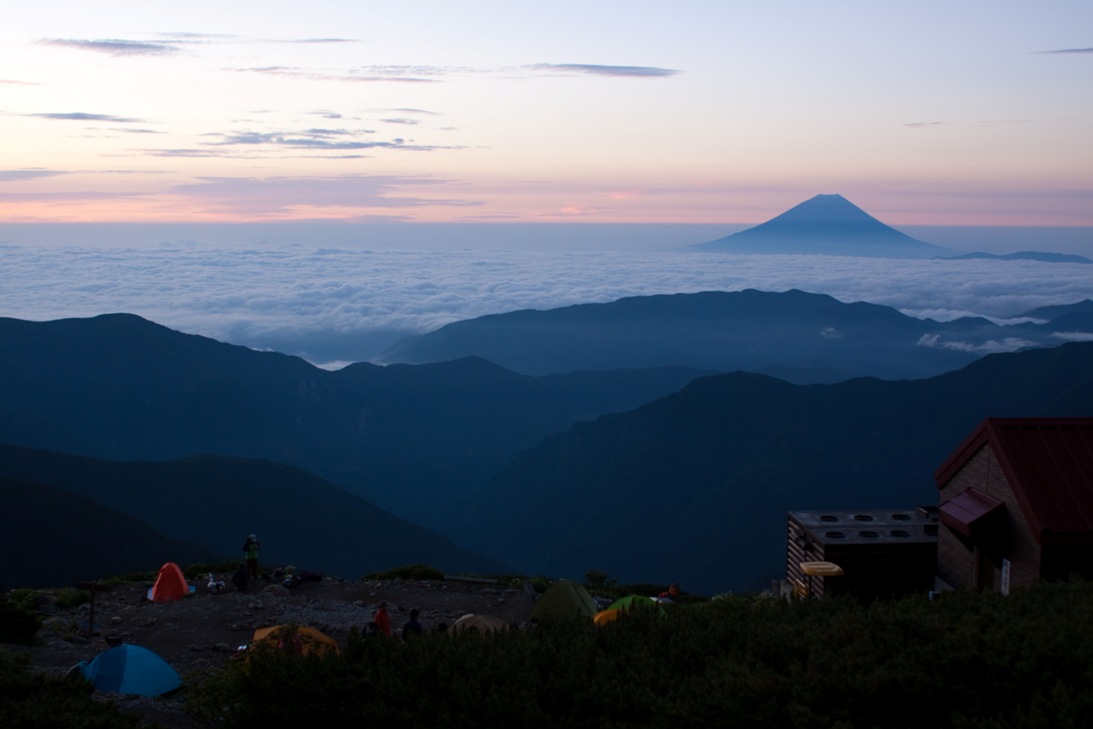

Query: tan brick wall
[[937, 523, 974, 589], [937, 445, 1041, 591]]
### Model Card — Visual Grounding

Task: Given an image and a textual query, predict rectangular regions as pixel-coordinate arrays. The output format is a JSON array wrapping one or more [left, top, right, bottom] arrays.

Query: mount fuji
[[695, 194, 956, 258]]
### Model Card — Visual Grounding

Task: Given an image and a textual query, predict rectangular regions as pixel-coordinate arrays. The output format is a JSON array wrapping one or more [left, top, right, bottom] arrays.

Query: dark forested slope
[[0, 313, 703, 523], [0, 445, 507, 586], [451, 342, 1093, 595]]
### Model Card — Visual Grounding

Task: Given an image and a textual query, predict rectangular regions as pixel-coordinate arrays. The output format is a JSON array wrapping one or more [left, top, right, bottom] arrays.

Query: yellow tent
[[250, 625, 339, 656], [451, 614, 508, 633]]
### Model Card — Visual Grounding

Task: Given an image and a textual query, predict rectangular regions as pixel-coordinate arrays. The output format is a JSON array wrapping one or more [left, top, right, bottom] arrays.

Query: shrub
[[4, 590, 41, 613], [186, 580, 1093, 728], [520, 575, 555, 594], [584, 570, 616, 590], [0, 593, 41, 645], [364, 564, 445, 581], [99, 570, 156, 586], [0, 649, 141, 728], [53, 588, 90, 610]]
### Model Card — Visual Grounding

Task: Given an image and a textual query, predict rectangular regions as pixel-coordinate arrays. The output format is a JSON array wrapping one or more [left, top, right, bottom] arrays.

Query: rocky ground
[[11, 572, 539, 728]]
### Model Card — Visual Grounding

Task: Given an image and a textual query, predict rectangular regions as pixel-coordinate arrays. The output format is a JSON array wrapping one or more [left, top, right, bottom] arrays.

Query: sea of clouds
[[3, 240, 1092, 369]]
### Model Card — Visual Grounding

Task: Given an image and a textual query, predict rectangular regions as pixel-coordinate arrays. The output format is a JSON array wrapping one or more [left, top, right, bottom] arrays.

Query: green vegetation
[[7, 577, 1093, 727], [53, 588, 91, 611], [98, 570, 156, 586], [0, 593, 41, 645], [187, 580, 1093, 728], [0, 650, 141, 728], [365, 564, 447, 581]]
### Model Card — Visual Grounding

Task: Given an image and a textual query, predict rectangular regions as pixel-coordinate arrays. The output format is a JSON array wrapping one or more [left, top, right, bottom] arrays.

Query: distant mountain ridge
[[944, 251, 1092, 264], [1018, 299, 1093, 320], [0, 313, 703, 525], [694, 194, 956, 258], [377, 289, 1093, 382]]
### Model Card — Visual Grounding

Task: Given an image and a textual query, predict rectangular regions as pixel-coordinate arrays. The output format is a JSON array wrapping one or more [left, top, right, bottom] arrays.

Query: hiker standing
[[373, 602, 392, 636], [231, 564, 249, 591], [402, 608, 424, 641], [242, 534, 260, 578]]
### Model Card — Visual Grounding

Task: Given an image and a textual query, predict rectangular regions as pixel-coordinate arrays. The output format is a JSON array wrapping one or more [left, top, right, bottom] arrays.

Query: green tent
[[608, 594, 667, 616], [608, 594, 656, 611], [531, 579, 598, 620]]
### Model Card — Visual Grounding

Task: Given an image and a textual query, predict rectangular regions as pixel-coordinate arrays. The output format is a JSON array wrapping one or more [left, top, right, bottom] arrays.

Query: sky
[[2, 1, 1092, 229]]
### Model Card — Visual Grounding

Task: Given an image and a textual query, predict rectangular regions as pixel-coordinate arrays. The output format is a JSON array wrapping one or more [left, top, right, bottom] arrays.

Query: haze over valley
[[4, 220, 1092, 368]]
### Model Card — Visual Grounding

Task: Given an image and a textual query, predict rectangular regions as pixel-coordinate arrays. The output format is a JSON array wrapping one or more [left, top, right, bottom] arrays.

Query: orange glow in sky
[[1, 2, 1091, 228]]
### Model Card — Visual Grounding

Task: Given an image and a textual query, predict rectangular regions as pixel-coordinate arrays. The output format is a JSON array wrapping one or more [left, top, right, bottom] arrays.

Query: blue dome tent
[[78, 643, 181, 696]]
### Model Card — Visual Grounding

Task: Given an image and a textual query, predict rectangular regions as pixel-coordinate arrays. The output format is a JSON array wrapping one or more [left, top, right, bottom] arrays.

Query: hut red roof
[[935, 418, 1093, 543]]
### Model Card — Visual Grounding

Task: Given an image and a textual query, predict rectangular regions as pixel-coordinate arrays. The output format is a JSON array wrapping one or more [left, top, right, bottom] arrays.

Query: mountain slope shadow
[[449, 342, 1093, 596]]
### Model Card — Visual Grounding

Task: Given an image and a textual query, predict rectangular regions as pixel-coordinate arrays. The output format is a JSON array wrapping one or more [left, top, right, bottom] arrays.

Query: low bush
[[187, 579, 1093, 728], [53, 588, 90, 611], [99, 570, 156, 586], [0, 593, 41, 645], [364, 564, 446, 581], [0, 650, 141, 728]]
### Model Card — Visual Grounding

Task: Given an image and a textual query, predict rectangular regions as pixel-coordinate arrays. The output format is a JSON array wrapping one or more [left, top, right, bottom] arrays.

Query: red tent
[[148, 562, 191, 603]]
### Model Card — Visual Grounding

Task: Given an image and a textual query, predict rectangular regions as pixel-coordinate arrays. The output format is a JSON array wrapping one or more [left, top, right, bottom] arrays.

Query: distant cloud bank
[[530, 63, 680, 77], [28, 112, 145, 123], [1038, 47, 1093, 54], [40, 38, 182, 56], [3, 241, 1090, 369]]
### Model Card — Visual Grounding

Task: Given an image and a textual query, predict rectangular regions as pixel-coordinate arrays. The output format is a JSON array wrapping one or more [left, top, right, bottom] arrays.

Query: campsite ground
[[14, 574, 538, 728]]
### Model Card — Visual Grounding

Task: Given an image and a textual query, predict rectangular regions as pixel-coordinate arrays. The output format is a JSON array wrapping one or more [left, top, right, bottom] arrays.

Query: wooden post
[[75, 582, 113, 637]]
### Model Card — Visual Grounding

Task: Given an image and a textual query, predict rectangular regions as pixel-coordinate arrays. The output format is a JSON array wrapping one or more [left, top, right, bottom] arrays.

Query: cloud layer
[[3, 239, 1089, 368]]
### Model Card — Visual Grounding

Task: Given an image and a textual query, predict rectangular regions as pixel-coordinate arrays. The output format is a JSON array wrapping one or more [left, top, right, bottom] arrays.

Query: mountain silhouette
[[7, 311, 1093, 594], [945, 251, 1092, 264], [694, 194, 955, 258], [0, 445, 507, 586], [449, 342, 1093, 596], [377, 289, 1083, 382], [1017, 299, 1093, 320], [1, 475, 223, 589], [0, 313, 702, 525]]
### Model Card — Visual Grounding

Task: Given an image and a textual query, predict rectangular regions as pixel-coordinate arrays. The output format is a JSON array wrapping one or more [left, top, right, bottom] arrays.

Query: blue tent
[[79, 643, 181, 696]]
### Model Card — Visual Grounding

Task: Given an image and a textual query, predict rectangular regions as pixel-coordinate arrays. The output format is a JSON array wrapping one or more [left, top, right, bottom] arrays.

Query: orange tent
[[593, 608, 620, 626], [147, 563, 191, 603]]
